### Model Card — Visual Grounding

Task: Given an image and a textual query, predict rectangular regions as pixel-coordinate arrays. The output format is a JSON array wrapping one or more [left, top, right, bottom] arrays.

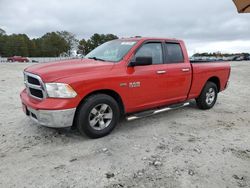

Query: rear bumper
[[20, 89, 77, 128]]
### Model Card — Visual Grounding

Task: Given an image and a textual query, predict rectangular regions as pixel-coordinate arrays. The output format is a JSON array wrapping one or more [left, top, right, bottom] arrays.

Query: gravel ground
[[0, 61, 249, 188]]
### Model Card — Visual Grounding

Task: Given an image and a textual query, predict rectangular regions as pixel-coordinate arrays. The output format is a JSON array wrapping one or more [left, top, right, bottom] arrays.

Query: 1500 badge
[[120, 82, 141, 88], [129, 82, 141, 88]]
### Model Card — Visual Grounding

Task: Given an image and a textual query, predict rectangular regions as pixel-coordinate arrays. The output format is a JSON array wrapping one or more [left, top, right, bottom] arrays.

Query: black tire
[[196, 81, 218, 110], [76, 94, 120, 138]]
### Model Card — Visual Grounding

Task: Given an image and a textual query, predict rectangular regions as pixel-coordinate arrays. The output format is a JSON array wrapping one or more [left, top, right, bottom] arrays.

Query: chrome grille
[[24, 72, 47, 100]]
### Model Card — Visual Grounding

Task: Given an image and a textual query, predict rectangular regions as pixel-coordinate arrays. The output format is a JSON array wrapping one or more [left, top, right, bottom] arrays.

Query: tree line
[[0, 28, 118, 57]]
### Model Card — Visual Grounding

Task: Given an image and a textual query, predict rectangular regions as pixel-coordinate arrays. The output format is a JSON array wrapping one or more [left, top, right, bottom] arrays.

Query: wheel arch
[[72, 89, 125, 129], [206, 76, 221, 92]]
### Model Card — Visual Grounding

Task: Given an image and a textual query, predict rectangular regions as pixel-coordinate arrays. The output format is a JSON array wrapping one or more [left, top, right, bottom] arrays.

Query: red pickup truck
[[20, 37, 231, 138]]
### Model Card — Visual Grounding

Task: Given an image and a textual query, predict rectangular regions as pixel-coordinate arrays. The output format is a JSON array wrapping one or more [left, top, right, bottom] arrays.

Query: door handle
[[157, 70, 166, 74], [182, 68, 190, 72]]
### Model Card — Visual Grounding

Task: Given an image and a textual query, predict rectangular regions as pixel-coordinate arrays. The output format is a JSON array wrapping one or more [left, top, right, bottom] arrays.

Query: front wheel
[[76, 94, 120, 138], [196, 81, 218, 110]]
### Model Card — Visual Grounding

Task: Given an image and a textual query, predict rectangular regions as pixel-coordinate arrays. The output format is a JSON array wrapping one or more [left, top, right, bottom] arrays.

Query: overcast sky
[[0, 0, 249, 55]]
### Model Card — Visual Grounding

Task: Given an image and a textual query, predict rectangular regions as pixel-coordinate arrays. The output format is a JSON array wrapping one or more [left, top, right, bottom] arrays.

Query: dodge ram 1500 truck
[[20, 37, 231, 138]]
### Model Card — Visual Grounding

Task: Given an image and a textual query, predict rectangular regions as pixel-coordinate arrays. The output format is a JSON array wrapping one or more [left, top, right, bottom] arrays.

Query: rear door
[[162, 42, 192, 103]]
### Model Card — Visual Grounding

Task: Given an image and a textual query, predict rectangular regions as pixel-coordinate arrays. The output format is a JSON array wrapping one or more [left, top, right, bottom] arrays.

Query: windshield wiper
[[87, 57, 106, 61]]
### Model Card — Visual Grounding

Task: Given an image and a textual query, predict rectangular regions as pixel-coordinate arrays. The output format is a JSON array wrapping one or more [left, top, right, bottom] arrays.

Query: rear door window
[[164, 43, 184, 63]]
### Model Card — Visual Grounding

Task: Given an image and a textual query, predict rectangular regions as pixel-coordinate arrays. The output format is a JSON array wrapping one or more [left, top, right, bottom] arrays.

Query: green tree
[[78, 38, 92, 55], [0, 28, 5, 35], [79, 33, 118, 55], [57, 31, 78, 56], [39, 32, 69, 57], [17, 34, 29, 56], [0, 34, 30, 57], [0, 34, 7, 56], [28, 40, 38, 57], [3, 35, 17, 57], [0, 28, 6, 56], [0, 31, 119, 57]]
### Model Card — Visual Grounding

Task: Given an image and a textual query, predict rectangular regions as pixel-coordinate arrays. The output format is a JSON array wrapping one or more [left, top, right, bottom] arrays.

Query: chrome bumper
[[25, 106, 76, 128]]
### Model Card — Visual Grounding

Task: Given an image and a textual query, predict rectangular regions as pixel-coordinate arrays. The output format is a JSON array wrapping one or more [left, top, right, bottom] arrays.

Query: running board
[[126, 102, 190, 121]]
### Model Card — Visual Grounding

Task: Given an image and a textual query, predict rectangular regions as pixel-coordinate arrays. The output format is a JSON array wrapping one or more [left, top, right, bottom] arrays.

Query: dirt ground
[[0, 61, 249, 188]]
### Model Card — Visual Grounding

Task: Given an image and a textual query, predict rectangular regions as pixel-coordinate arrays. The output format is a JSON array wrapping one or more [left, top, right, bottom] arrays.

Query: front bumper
[[20, 89, 78, 128], [24, 104, 76, 128]]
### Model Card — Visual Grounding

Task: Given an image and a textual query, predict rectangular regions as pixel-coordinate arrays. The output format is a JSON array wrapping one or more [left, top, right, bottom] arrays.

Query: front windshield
[[85, 40, 137, 62]]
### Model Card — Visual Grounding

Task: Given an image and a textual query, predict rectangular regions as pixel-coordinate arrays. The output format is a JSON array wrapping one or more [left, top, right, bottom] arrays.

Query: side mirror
[[129, 56, 152, 67]]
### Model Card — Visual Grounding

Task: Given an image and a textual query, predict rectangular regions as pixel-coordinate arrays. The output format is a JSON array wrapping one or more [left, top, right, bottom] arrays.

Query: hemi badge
[[120, 83, 127, 87]]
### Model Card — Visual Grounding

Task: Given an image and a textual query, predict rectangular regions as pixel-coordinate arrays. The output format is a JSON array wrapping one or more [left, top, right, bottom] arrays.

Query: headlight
[[45, 83, 77, 98]]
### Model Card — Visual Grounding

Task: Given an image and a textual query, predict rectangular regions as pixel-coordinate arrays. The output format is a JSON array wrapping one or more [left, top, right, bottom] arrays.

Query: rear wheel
[[196, 81, 218, 110], [76, 94, 120, 138]]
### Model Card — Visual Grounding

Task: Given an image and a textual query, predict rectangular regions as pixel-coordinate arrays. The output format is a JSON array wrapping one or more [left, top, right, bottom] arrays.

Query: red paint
[[7, 56, 29, 62], [20, 38, 231, 114]]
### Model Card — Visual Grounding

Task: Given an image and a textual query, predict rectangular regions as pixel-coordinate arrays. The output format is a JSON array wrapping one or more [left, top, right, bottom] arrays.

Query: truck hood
[[25, 59, 115, 82]]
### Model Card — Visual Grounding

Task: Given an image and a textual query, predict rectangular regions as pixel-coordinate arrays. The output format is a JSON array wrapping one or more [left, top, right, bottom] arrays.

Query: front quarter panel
[[57, 62, 130, 111]]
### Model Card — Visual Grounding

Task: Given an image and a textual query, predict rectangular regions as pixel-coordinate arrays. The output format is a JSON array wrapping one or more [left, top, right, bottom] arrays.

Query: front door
[[126, 41, 168, 111]]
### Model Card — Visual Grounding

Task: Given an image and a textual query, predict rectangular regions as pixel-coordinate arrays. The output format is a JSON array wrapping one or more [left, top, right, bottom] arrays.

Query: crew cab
[[20, 37, 231, 138]]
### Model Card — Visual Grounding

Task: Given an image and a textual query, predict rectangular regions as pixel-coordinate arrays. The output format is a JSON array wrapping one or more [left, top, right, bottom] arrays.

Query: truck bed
[[187, 62, 231, 100]]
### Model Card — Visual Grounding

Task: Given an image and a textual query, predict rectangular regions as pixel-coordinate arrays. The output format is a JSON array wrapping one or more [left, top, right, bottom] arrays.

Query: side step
[[126, 102, 190, 121]]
